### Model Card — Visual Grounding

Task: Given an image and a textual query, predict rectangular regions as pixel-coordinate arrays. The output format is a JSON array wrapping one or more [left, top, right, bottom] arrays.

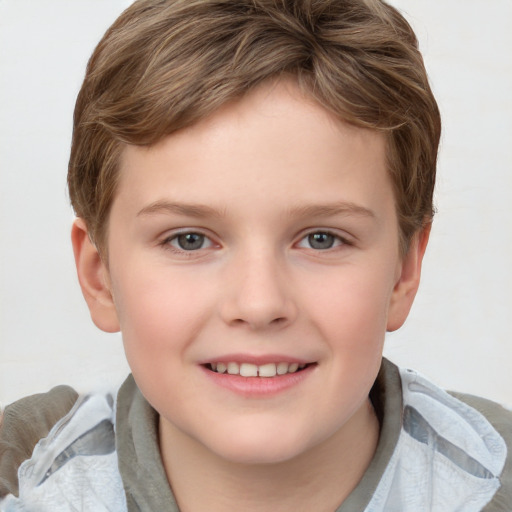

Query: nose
[[219, 250, 297, 331]]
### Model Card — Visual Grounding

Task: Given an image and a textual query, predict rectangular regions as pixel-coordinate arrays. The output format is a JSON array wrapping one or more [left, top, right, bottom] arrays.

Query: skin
[[72, 80, 429, 511]]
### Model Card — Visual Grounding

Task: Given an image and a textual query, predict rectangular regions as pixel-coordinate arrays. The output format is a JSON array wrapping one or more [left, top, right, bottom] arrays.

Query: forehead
[[114, 81, 392, 221]]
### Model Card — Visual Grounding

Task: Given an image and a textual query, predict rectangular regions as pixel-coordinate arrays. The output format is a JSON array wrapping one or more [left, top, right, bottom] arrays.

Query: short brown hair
[[68, 0, 441, 255]]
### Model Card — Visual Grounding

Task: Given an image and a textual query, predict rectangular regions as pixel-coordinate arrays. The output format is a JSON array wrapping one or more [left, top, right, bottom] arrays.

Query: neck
[[159, 398, 379, 512]]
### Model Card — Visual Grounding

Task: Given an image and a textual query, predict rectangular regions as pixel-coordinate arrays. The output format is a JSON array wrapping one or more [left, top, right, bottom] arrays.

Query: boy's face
[[75, 80, 425, 465]]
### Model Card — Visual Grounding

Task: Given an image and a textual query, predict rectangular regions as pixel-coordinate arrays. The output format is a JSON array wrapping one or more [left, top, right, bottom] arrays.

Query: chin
[[217, 445, 303, 466], [204, 428, 316, 466]]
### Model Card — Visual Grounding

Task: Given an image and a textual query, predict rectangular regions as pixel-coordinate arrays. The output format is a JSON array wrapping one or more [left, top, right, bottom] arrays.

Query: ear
[[71, 218, 120, 333], [386, 224, 431, 332]]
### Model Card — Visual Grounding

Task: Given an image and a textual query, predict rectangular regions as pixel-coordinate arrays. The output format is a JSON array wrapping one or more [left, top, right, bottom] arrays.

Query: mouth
[[204, 362, 314, 377]]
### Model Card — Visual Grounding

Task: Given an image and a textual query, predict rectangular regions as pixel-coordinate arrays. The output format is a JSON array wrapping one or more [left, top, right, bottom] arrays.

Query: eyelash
[[160, 231, 215, 255], [160, 229, 351, 255], [296, 231, 350, 251]]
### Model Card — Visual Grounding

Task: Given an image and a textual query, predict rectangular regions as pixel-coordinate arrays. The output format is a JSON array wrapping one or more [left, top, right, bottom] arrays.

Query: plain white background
[[1, 0, 511, 406]]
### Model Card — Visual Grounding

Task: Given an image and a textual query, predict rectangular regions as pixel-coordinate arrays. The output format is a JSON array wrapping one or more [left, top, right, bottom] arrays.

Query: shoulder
[[450, 392, 512, 512], [0, 386, 79, 498], [385, 365, 510, 511], [450, 391, 512, 433]]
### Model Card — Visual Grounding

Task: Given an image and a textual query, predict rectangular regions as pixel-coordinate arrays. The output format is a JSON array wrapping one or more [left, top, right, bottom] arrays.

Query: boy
[[0, 0, 510, 510]]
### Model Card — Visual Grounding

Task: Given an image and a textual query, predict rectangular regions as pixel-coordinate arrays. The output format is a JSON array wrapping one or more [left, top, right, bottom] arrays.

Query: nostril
[[229, 316, 288, 328]]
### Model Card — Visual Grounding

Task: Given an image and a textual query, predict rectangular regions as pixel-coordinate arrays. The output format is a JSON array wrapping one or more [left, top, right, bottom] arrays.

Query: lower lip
[[200, 364, 316, 397]]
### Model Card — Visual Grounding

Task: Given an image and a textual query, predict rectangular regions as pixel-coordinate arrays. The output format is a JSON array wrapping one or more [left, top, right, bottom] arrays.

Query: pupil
[[309, 232, 334, 250], [178, 233, 204, 250]]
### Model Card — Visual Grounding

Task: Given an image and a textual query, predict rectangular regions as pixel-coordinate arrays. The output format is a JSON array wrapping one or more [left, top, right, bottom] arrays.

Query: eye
[[167, 232, 213, 251], [297, 231, 345, 250]]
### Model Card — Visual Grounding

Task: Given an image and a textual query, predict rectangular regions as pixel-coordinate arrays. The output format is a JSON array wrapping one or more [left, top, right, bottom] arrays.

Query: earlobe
[[71, 219, 120, 333], [386, 225, 431, 332]]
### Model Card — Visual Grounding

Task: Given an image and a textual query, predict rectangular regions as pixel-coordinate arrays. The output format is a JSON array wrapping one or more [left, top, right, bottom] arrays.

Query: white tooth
[[288, 363, 299, 373], [240, 363, 258, 377], [258, 363, 277, 377], [276, 362, 289, 375], [216, 363, 227, 374], [227, 362, 240, 375], [210, 363, 217, 371]]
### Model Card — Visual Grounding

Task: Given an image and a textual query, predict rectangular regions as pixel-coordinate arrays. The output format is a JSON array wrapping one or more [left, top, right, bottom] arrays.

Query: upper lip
[[198, 354, 314, 365]]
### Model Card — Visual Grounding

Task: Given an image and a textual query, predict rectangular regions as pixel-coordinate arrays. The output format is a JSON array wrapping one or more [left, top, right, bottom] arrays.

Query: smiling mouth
[[205, 362, 314, 377]]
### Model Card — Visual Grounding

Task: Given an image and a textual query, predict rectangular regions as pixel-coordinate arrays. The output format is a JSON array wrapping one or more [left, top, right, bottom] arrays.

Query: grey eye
[[175, 233, 206, 250], [307, 232, 335, 250]]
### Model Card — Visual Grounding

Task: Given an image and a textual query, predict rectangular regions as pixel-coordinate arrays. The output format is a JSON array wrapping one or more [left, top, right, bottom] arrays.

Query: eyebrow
[[137, 200, 225, 219], [137, 200, 375, 220], [287, 202, 376, 220]]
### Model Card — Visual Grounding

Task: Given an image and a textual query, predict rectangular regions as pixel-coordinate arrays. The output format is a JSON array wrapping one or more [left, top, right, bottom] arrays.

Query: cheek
[[112, 277, 206, 405], [111, 268, 210, 365], [304, 266, 394, 350]]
